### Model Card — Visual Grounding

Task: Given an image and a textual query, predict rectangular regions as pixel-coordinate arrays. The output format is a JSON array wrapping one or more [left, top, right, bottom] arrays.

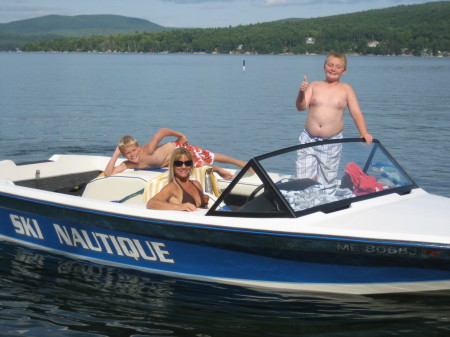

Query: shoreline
[[2, 50, 448, 57]]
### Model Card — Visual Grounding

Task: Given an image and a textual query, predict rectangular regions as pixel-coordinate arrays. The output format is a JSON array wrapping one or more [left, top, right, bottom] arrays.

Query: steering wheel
[[246, 183, 266, 202]]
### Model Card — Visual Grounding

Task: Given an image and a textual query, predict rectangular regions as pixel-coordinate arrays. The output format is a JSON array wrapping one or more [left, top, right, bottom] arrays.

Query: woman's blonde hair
[[169, 147, 194, 183]]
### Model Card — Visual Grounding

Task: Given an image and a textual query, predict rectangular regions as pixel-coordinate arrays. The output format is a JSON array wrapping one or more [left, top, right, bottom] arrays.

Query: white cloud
[[264, 0, 289, 5]]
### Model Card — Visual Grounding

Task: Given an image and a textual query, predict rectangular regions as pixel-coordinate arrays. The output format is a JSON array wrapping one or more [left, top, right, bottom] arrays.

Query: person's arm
[[104, 146, 127, 176], [296, 76, 312, 111], [346, 85, 373, 144], [142, 128, 188, 155], [147, 183, 197, 211]]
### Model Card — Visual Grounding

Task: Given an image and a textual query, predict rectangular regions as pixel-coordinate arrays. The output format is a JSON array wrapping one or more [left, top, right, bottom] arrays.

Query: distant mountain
[[0, 14, 169, 35], [3, 2, 449, 55], [0, 14, 172, 50], [20, 2, 449, 56]]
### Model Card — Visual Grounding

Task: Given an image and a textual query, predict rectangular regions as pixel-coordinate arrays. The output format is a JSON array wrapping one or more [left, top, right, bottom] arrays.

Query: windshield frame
[[206, 139, 418, 218]]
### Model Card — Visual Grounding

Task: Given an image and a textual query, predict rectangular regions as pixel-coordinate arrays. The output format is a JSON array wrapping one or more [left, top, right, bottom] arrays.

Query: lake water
[[0, 52, 449, 336]]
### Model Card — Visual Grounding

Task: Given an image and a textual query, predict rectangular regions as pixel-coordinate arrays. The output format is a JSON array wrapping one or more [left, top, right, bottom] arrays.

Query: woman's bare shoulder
[[191, 179, 203, 189]]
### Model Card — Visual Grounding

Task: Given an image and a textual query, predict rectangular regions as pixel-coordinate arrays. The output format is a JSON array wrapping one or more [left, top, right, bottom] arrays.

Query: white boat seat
[[82, 173, 150, 204]]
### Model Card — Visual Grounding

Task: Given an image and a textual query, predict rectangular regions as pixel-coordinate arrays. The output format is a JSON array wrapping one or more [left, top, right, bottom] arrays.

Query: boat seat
[[82, 173, 151, 204]]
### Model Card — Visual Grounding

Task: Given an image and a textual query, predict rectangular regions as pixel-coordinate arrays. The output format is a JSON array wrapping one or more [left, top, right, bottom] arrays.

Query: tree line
[[22, 2, 449, 56]]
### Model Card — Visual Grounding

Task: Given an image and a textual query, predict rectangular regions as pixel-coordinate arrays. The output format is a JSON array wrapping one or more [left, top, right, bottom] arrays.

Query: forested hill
[[0, 15, 171, 51], [18, 2, 450, 56]]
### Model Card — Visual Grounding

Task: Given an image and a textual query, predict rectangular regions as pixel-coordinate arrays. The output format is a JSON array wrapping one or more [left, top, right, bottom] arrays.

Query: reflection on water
[[1, 241, 449, 336]]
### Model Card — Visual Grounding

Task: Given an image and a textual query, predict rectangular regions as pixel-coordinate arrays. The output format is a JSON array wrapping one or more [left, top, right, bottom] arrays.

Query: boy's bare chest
[[141, 147, 172, 168], [311, 85, 347, 109]]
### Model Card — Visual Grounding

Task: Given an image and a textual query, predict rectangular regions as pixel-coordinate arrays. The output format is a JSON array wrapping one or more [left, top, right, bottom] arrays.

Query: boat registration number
[[337, 243, 418, 256]]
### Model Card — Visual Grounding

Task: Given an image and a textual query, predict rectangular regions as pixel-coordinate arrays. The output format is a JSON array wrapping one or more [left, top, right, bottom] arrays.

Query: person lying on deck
[[104, 128, 247, 180]]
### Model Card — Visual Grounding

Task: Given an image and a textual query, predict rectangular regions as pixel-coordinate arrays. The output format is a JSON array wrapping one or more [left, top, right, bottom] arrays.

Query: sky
[[0, 0, 441, 28]]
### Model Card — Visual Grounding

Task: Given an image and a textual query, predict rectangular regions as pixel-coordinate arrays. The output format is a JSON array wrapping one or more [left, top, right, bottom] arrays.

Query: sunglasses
[[174, 160, 193, 167]]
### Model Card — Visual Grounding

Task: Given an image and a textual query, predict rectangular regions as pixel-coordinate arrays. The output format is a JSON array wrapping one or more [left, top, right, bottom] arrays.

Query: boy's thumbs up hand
[[300, 75, 309, 93]]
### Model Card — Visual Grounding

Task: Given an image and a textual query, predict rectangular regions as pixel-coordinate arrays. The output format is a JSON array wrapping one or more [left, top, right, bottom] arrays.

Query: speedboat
[[1, 138, 449, 295]]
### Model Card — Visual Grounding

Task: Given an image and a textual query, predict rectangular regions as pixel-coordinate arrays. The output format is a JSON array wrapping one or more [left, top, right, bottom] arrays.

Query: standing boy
[[295, 53, 373, 184]]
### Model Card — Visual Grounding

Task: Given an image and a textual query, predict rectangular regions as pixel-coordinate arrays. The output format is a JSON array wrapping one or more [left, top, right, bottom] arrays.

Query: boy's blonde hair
[[325, 53, 347, 70], [118, 136, 138, 154]]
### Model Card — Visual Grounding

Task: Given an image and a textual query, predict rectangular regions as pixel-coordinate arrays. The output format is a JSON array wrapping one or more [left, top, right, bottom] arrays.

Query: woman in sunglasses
[[147, 147, 209, 211]]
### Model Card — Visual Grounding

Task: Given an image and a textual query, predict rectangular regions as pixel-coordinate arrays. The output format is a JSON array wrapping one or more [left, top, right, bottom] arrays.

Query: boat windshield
[[207, 139, 417, 218]]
